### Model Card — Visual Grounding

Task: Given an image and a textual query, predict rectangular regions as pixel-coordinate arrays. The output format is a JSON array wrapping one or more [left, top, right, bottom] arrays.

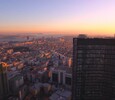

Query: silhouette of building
[[0, 63, 9, 99], [72, 37, 115, 100]]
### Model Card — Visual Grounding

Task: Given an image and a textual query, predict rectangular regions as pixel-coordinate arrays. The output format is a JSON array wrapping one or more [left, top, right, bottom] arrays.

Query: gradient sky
[[0, 0, 115, 36]]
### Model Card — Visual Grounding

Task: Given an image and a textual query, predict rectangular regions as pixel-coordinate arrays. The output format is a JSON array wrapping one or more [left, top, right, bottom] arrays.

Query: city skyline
[[0, 0, 115, 36]]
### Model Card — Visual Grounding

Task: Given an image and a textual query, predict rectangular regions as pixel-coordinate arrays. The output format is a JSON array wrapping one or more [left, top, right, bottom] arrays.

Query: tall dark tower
[[72, 37, 115, 100], [0, 63, 9, 99]]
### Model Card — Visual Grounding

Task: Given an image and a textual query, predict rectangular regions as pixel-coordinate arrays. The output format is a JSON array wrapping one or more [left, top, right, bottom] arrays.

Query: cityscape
[[0, 0, 115, 100], [0, 35, 73, 100]]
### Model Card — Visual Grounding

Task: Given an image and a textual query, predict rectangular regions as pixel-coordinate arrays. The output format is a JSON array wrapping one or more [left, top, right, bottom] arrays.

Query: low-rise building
[[50, 67, 72, 89], [50, 90, 71, 100]]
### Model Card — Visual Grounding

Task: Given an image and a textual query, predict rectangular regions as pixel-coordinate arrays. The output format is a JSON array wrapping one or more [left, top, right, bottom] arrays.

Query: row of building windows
[[77, 53, 115, 58], [77, 45, 115, 49]]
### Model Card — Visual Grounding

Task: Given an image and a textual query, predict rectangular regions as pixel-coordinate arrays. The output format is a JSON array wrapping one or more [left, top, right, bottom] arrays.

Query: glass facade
[[65, 77, 71, 85], [52, 73, 58, 83], [72, 38, 115, 100]]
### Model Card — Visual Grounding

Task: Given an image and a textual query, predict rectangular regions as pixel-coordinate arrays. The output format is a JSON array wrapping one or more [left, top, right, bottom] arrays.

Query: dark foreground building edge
[[72, 38, 115, 100]]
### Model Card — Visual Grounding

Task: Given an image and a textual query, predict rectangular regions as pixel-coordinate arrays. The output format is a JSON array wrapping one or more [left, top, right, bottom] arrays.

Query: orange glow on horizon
[[0, 20, 115, 36]]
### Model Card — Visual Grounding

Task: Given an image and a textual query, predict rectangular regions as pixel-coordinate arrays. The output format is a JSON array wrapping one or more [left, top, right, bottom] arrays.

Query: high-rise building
[[9, 74, 24, 94], [72, 37, 115, 100], [0, 63, 9, 99]]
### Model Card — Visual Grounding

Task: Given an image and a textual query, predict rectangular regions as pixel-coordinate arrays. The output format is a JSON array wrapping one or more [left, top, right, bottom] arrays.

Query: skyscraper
[[72, 37, 115, 100], [0, 63, 9, 100]]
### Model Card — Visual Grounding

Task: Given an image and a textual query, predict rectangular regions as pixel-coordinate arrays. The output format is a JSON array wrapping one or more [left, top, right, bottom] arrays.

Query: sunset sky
[[0, 0, 115, 36]]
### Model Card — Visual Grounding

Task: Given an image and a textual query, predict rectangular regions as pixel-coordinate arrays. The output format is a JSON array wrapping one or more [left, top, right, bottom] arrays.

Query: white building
[[50, 67, 72, 89]]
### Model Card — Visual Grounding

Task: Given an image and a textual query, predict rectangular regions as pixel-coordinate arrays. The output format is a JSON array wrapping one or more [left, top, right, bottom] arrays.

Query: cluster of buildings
[[0, 37, 72, 100], [1, 34, 115, 100]]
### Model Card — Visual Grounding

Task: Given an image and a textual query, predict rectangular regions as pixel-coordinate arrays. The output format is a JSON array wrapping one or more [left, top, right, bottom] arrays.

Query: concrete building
[[9, 74, 24, 94], [50, 67, 72, 89], [50, 90, 71, 100]]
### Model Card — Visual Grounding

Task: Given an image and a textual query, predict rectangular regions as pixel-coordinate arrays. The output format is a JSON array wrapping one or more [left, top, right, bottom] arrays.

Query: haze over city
[[1, 0, 115, 100], [0, 0, 115, 36]]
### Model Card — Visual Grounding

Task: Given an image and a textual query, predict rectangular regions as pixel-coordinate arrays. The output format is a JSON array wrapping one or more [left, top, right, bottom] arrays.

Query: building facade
[[50, 67, 72, 89], [72, 38, 115, 100], [0, 63, 9, 99]]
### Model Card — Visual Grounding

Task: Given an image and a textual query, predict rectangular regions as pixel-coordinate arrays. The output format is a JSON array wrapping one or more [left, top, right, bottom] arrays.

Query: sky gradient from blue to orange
[[0, 0, 115, 36]]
